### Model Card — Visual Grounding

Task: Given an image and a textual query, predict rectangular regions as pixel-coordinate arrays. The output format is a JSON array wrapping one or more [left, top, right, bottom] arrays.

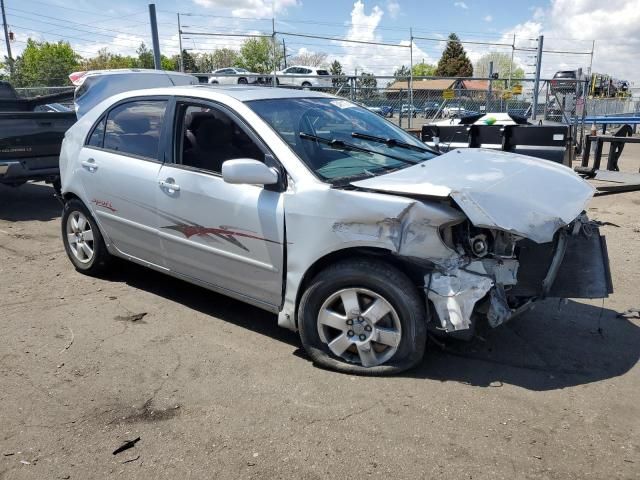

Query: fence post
[[408, 28, 413, 129], [531, 35, 544, 121], [399, 89, 404, 129]]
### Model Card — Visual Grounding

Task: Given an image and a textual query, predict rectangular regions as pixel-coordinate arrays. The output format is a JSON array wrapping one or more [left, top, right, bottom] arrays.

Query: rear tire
[[299, 258, 427, 375], [61, 199, 112, 275], [238, 77, 248, 84]]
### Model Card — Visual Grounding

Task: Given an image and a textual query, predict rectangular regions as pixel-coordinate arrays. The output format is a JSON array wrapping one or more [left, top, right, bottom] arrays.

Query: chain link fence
[[13, 75, 638, 135]]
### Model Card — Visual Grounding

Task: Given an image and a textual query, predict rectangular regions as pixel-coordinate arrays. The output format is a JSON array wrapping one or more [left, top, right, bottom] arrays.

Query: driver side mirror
[[221, 158, 279, 185]]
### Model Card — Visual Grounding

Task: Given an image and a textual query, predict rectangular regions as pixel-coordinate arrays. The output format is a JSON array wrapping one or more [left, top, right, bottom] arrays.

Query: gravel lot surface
[[1, 146, 639, 479]]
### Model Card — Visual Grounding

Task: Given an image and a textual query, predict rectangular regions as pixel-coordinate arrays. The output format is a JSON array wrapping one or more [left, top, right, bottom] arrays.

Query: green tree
[[412, 61, 436, 77], [329, 59, 347, 88], [198, 48, 239, 71], [357, 71, 377, 99], [473, 52, 524, 80], [135, 42, 154, 69], [161, 55, 177, 71], [237, 37, 281, 73], [180, 49, 197, 72], [393, 65, 411, 81], [80, 48, 136, 71], [12, 39, 80, 87], [435, 33, 473, 77]]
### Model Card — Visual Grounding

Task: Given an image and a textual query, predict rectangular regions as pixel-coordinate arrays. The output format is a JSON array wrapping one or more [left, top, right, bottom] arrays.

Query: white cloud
[[386, 0, 400, 19], [505, 0, 640, 83], [334, 1, 434, 76], [193, 0, 299, 18], [454, 2, 468, 9], [483, 15, 493, 22]]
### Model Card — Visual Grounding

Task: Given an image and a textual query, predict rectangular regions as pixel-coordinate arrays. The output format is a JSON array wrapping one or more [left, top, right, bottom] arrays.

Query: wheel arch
[[292, 246, 428, 329]]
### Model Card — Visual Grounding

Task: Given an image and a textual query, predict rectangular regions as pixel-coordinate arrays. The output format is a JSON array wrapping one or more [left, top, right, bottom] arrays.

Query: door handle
[[81, 158, 98, 172], [158, 179, 180, 192]]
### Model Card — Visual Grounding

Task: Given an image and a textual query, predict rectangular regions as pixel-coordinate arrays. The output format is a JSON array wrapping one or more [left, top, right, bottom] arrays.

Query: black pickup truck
[[0, 81, 76, 191], [1, 70, 199, 194]]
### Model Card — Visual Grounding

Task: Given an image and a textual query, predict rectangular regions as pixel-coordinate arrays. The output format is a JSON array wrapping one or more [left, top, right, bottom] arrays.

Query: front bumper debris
[[426, 216, 612, 333]]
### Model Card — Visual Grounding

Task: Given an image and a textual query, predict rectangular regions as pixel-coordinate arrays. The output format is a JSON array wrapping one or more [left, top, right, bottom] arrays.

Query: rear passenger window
[[103, 100, 167, 159], [87, 117, 105, 147]]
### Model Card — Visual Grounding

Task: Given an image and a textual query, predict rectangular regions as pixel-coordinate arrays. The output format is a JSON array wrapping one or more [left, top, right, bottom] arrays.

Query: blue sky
[[3, 0, 639, 83]]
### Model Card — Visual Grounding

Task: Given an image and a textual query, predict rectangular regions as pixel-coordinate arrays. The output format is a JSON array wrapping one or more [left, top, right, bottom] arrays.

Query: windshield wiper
[[351, 131, 434, 153], [299, 132, 418, 164]]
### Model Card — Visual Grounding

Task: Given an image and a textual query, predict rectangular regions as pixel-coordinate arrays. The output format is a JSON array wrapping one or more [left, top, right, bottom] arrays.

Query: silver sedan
[[58, 85, 611, 375]]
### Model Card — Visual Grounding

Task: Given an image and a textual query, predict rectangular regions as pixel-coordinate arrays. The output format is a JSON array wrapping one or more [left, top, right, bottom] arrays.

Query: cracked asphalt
[[1, 147, 639, 479]]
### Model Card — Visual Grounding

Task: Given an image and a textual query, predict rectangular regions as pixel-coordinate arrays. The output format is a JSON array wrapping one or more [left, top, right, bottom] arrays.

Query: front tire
[[299, 259, 427, 375], [61, 199, 112, 275]]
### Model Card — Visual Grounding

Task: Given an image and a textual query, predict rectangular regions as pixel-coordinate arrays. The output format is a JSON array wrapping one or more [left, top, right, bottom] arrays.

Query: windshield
[[246, 97, 437, 184], [236, 68, 249, 73]]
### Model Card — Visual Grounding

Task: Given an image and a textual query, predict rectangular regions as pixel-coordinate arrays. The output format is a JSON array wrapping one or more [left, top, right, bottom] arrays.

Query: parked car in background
[[550, 70, 586, 94], [0, 70, 198, 193], [58, 85, 610, 375], [274, 66, 332, 88], [400, 104, 418, 117], [0, 81, 75, 190], [422, 101, 441, 118], [366, 105, 394, 118], [70, 69, 198, 118], [442, 102, 477, 118], [208, 67, 264, 85]]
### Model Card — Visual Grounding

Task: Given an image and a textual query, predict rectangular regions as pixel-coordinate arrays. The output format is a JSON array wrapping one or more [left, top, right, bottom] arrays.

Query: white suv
[[275, 65, 332, 88]]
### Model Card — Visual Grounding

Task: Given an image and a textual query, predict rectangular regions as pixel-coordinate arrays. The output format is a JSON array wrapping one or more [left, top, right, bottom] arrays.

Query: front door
[[79, 98, 168, 267], [155, 101, 285, 307]]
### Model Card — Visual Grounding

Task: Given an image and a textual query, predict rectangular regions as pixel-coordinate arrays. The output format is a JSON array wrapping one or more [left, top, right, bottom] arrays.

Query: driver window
[[178, 104, 264, 174]]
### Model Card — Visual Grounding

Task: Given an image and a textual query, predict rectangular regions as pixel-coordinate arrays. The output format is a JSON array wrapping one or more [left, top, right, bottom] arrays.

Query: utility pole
[[177, 13, 184, 72], [488, 60, 494, 106], [531, 35, 544, 121], [271, 17, 277, 87], [1, 0, 13, 76], [508, 33, 515, 88], [408, 27, 413, 129], [148, 3, 161, 69], [282, 38, 287, 68]]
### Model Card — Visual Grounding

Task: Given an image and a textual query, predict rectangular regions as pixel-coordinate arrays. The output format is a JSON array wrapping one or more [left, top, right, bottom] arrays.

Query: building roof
[[461, 80, 490, 90], [386, 79, 456, 91]]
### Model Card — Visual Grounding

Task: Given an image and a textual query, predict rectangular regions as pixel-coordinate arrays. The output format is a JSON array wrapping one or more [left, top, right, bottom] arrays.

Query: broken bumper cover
[[426, 220, 612, 332]]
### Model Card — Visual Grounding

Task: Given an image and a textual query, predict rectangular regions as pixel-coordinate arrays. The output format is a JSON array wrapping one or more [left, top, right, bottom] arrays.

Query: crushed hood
[[351, 148, 595, 243]]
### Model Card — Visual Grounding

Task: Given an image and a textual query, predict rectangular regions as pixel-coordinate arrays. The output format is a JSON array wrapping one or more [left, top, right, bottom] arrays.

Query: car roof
[[135, 84, 333, 102], [288, 65, 322, 69]]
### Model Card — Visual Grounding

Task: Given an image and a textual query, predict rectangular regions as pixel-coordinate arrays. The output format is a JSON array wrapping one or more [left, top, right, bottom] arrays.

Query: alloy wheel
[[65, 211, 94, 264], [317, 288, 402, 367]]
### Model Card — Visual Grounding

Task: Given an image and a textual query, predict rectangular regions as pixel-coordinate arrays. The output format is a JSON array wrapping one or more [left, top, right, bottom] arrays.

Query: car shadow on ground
[[106, 260, 300, 346], [0, 183, 61, 222], [107, 262, 640, 391], [411, 299, 640, 391]]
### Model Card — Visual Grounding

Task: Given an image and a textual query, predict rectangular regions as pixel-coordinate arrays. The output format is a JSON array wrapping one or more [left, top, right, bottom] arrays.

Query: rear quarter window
[[316, 70, 329, 75], [87, 117, 106, 147]]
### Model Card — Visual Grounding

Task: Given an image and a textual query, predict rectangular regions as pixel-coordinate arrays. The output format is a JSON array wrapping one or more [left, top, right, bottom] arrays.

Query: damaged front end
[[426, 214, 613, 333]]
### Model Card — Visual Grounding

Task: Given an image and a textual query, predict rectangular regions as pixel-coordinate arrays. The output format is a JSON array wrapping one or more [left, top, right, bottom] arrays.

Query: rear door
[[155, 99, 285, 308], [78, 97, 169, 267]]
